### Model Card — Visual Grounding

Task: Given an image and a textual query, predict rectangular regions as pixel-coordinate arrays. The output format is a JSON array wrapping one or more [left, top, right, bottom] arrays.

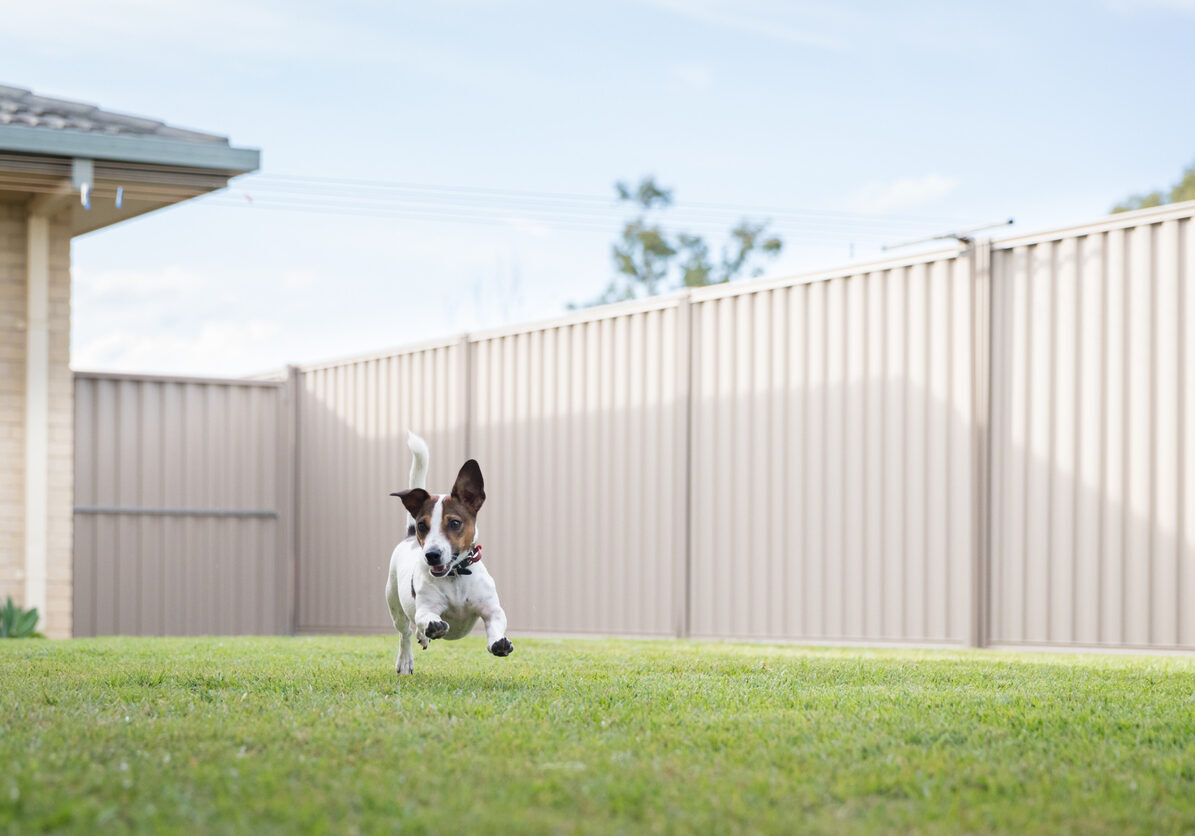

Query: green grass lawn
[[2, 636, 1193, 834]]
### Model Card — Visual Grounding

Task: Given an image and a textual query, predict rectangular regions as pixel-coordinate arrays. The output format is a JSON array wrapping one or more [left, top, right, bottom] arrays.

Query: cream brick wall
[[0, 195, 74, 638], [0, 198, 26, 611]]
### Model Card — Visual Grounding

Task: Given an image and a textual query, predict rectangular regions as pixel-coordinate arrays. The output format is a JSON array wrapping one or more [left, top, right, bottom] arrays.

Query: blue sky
[[4, 0, 1194, 375]]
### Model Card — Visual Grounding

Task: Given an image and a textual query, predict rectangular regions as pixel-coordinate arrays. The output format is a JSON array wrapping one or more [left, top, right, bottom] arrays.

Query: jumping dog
[[385, 432, 513, 675]]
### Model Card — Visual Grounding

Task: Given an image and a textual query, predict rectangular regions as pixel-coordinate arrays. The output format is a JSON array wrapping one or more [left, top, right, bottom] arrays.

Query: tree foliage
[[1112, 162, 1195, 213], [574, 177, 783, 307]]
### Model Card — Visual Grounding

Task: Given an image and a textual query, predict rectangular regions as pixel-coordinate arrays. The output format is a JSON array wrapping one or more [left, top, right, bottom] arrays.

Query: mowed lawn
[[2, 637, 1193, 834]]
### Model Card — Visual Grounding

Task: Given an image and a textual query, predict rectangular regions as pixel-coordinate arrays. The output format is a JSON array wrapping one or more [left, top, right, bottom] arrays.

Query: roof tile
[[0, 84, 228, 145]]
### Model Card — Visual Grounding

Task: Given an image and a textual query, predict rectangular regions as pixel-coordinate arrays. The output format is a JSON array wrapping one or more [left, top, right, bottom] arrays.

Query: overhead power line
[[240, 171, 960, 226], [242, 172, 958, 225], [186, 170, 965, 244], [13, 162, 967, 243]]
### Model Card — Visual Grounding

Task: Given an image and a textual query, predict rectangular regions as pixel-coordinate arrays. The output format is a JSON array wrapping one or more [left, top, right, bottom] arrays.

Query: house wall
[[0, 195, 73, 637]]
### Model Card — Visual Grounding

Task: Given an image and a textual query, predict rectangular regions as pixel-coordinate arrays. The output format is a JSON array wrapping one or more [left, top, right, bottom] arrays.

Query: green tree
[[574, 177, 783, 307], [1112, 162, 1195, 213]]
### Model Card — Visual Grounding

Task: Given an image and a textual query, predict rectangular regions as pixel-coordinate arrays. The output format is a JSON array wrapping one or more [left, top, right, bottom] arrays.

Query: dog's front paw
[[425, 620, 449, 640], [489, 637, 514, 657], [396, 657, 414, 675]]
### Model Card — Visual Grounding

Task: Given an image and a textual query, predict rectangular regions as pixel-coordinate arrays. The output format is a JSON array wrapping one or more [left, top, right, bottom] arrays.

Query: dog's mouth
[[429, 563, 452, 578]]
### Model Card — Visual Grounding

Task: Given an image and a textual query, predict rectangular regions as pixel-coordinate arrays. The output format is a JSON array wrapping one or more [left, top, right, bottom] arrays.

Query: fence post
[[284, 364, 301, 635], [460, 333, 473, 458], [675, 292, 694, 638], [969, 240, 993, 647]]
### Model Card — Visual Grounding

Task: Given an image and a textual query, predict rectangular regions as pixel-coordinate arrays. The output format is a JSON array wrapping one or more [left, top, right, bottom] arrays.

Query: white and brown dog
[[385, 431, 513, 675]]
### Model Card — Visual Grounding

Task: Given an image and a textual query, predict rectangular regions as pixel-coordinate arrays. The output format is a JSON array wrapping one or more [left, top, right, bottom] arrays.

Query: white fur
[[420, 496, 452, 563], [385, 432, 511, 675], [404, 430, 429, 531]]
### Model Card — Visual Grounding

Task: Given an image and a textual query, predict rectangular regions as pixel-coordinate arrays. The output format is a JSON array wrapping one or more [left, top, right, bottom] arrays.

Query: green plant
[[0, 596, 40, 638]]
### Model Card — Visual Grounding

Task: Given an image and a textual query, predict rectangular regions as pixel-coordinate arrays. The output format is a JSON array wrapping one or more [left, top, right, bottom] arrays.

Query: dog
[[385, 431, 513, 675]]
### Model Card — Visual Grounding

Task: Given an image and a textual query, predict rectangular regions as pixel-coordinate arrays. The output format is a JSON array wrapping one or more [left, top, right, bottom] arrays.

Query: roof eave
[[0, 123, 259, 173]]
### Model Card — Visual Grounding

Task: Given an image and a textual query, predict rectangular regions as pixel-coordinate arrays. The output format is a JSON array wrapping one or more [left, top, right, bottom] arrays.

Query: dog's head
[[391, 460, 485, 578]]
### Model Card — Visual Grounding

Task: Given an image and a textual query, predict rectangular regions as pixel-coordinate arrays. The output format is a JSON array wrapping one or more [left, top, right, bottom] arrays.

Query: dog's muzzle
[[425, 547, 449, 576]]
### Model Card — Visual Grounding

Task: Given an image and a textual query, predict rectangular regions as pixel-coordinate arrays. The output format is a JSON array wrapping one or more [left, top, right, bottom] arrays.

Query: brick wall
[[0, 198, 26, 611], [46, 211, 73, 638], [0, 195, 74, 638]]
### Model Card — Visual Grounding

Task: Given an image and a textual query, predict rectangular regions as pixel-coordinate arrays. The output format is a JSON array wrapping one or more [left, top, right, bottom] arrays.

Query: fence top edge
[[991, 199, 1195, 250], [73, 369, 287, 388], [295, 335, 465, 373], [466, 295, 681, 342], [686, 246, 965, 303]]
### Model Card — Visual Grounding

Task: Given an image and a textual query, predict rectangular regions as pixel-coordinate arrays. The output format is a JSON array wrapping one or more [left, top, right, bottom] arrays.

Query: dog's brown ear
[[390, 488, 430, 519], [451, 460, 485, 514]]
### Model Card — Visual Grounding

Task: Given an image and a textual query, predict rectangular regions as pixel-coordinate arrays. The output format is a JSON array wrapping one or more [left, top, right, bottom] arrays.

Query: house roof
[[0, 84, 260, 235], [0, 85, 228, 143], [0, 84, 259, 173]]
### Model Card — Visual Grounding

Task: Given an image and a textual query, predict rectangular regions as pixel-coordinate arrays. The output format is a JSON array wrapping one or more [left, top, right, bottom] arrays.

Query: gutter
[[0, 123, 260, 173]]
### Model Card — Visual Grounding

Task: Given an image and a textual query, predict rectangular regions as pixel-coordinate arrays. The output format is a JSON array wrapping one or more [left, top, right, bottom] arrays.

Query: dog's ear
[[390, 488, 430, 519], [451, 460, 485, 514]]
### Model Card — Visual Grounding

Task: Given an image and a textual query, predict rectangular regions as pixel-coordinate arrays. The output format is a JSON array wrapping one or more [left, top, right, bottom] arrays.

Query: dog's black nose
[[424, 548, 443, 565]]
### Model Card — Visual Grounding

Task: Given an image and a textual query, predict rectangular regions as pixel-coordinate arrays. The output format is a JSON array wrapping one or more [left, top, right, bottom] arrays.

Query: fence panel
[[73, 373, 290, 636], [685, 253, 976, 642], [987, 205, 1195, 649], [294, 342, 466, 633], [468, 301, 684, 636]]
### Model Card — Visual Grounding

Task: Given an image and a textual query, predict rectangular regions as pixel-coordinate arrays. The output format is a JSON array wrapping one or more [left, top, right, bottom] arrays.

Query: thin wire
[[247, 171, 957, 225], [198, 199, 903, 244], [0, 161, 961, 240]]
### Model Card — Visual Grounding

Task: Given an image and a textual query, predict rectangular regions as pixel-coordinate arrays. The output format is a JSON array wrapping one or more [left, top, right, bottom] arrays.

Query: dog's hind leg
[[393, 610, 415, 675], [396, 631, 414, 675], [386, 572, 416, 675]]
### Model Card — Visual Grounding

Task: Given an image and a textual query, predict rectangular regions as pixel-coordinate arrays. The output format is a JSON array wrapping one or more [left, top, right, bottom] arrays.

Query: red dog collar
[[450, 544, 482, 575]]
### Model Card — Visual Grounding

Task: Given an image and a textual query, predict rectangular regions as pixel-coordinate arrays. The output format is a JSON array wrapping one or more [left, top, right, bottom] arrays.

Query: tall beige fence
[[73, 372, 292, 636], [988, 205, 1195, 650], [466, 300, 686, 636], [295, 341, 466, 633], [73, 201, 1195, 650], [685, 251, 978, 643]]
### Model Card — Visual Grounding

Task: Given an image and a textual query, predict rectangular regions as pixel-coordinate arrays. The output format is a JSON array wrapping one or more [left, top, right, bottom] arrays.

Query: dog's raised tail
[[407, 431, 430, 490]]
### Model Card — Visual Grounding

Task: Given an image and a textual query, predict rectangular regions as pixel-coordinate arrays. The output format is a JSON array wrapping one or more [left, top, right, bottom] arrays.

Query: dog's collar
[[448, 544, 482, 576]]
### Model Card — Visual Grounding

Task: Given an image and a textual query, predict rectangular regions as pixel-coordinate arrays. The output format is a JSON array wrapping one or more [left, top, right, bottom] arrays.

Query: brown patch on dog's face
[[391, 489, 436, 545], [437, 495, 477, 555]]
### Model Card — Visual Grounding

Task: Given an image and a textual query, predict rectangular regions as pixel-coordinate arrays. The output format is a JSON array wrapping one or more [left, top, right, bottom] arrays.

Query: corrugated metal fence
[[74, 201, 1195, 650], [988, 208, 1195, 650], [73, 373, 292, 636], [295, 342, 466, 632]]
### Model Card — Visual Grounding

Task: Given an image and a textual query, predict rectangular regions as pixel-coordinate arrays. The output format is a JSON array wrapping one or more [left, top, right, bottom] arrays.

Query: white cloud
[[71, 265, 290, 375], [850, 174, 960, 213], [72, 320, 282, 376], [74, 265, 200, 298]]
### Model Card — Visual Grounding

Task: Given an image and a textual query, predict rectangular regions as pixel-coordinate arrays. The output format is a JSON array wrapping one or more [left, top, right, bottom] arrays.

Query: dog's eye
[[417, 521, 429, 534], [448, 519, 462, 531]]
